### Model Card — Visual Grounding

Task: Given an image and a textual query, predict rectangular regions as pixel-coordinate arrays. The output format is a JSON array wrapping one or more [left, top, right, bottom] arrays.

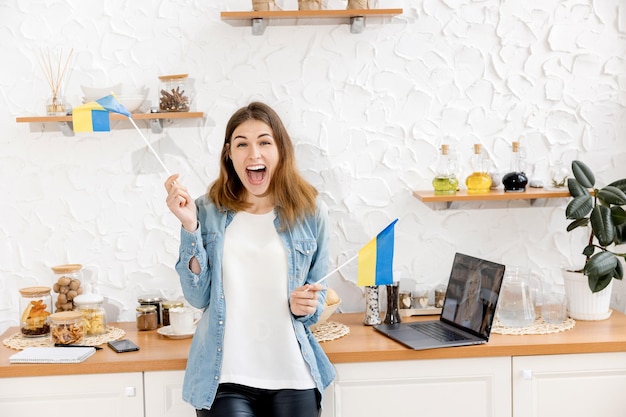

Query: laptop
[[374, 253, 506, 350]]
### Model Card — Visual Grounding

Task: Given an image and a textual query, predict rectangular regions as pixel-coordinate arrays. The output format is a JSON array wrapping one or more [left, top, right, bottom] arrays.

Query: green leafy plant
[[566, 160, 626, 292]]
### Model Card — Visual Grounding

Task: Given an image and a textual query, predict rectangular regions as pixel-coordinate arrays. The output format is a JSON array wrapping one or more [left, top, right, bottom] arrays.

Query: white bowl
[[311, 300, 341, 331], [82, 94, 148, 113], [81, 83, 122, 98]]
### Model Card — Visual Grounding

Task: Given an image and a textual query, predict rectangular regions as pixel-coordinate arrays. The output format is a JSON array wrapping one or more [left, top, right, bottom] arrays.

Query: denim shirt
[[175, 195, 336, 410]]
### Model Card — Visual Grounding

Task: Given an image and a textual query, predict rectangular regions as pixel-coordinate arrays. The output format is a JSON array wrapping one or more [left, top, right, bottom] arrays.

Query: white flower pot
[[562, 269, 613, 320]]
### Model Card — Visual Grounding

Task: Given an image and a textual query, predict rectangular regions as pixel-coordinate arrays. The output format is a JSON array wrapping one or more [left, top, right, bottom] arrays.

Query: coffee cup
[[169, 306, 198, 334]]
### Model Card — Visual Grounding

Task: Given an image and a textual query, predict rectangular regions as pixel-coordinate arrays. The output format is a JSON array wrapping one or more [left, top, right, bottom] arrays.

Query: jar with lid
[[74, 293, 107, 336], [137, 294, 164, 326], [158, 74, 192, 112], [51, 263, 84, 312], [50, 311, 84, 345], [19, 286, 52, 337], [136, 305, 158, 331], [161, 300, 184, 327]]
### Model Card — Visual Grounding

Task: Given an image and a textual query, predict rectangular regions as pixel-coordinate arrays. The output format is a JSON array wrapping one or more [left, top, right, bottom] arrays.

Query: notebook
[[374, 253, 506, 350], [9, 347, 96, 364]]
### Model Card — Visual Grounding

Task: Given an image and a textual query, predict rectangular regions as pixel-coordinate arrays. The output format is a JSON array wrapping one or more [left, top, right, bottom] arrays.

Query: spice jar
[[161, 300, 184, 327], [74, 293, 107, 336], [158, 74, 191, 112], [19, 286, 52, 337], [136, 305, 158, 331], [50, 311, 84, 345], [51, 264, 84, 312], [137, 294, 164, 326]]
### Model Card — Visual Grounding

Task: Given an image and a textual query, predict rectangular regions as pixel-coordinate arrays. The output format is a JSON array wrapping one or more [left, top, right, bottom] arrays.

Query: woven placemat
[[492, 316, 575, 335], [312, 321, 350, 342], [2, 326, 126, 350]]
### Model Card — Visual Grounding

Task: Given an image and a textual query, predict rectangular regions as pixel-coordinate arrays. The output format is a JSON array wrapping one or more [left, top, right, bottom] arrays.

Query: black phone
[[108, 339, 140, 353]]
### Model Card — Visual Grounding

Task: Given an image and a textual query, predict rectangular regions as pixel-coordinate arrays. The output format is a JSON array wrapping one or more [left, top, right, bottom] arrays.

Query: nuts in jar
[[51, 263, 84, 312], [74, 293, 107, 336], [50, 311, 84, 345]]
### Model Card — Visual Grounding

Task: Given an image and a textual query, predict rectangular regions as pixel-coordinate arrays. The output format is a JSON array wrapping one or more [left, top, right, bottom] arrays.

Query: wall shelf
[[16, 112, 205, 136], [220, 8, 403, 35], [413, 188, 571, 208]]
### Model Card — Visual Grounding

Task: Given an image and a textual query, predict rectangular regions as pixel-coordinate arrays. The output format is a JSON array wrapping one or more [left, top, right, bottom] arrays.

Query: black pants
[[196, 383, 321, 417]]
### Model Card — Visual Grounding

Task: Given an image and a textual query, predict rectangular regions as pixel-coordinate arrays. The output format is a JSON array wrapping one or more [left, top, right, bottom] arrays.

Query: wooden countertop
[[2, 312, 626, 378]]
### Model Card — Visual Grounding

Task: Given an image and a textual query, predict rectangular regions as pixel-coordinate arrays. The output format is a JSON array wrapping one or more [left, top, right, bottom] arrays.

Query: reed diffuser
[[38, 48, 74, 116]]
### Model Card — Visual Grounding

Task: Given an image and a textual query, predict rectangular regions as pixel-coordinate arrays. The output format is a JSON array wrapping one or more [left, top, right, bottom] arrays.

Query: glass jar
[[136, 305, 158, 331], [51, 264, 84, 312], [50, 311, 84, 345], [74, 293, 107, 336], [158, 74, 191, 112], [137, 294, 163, 326], [19, 286, 52, 337], [161, 300, 184, 327]]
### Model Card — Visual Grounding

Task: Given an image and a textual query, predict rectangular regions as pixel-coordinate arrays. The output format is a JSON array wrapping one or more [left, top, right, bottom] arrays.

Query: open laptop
[[374, 253, 506, 350]]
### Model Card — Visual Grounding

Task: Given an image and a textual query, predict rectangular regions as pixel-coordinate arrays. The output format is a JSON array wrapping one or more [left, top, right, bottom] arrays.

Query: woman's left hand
[[290, 284, 324, 316]]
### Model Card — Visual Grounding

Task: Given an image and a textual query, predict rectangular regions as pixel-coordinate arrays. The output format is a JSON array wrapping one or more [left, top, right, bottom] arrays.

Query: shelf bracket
[[251, 18, 267, 35], [350, 16, 365, 33], [150, 118, 164, 134], [57, 121, 74, 137]]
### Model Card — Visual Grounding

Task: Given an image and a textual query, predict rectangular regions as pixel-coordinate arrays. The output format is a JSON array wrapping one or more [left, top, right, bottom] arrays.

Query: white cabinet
[[512, 352, 626, 417], [327, 357, 511, 417], [144, 370, 196, 417], [0, 372, 144, 417]]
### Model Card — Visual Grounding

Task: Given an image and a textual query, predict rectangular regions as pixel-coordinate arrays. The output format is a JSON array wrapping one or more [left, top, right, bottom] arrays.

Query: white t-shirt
[[219, 210, 315, 389]]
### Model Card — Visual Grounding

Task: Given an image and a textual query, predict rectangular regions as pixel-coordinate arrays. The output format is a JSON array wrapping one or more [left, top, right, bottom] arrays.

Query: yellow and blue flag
[[357, 218, 398, 286], [72, 95, 131, 133]]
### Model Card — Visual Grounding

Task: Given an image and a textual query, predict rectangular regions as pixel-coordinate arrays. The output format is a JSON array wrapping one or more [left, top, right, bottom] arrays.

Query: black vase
[[384, 283, 402, 325]]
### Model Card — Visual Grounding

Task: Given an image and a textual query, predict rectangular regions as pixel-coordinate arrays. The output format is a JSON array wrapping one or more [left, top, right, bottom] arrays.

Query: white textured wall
[[1, 0, 625, 334]]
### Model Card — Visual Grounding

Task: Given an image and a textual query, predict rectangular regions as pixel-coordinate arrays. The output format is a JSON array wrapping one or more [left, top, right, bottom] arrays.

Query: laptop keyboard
[[409, 322, 467, 342]]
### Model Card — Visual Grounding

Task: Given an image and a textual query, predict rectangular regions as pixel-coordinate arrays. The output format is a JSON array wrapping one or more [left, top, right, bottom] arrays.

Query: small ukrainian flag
[[72, 95, 131, 133], [357, 219, 398, 286]]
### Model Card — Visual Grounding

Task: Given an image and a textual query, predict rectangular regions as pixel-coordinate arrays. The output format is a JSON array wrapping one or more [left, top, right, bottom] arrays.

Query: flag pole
[[128, 117, 172, 176], [308, 253, 358, 288]]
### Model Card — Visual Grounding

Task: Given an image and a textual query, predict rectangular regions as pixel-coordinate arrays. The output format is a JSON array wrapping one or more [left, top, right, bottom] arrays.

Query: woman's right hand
[[164, 174, 198, 232]]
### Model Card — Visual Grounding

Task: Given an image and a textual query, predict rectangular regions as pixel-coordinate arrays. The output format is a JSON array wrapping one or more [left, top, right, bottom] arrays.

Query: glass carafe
[[497, 267, 536, 328]]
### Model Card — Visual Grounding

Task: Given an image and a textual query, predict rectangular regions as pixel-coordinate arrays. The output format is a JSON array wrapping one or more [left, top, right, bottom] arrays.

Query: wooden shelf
[[413, 188, 571, 204], [16, 112, 205, 136], [16, 112, 204, 124], [220, 8, 404, 35]]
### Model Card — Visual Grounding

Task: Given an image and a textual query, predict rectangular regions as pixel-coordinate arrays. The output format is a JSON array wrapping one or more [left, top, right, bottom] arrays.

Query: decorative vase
[[363, 286, 382, 325], [383, 282, 401, 325], [347, 0, 372, 9], [299, 0, 322, 10], [562, 269, 613, 320], [46, 95, 67, 116]]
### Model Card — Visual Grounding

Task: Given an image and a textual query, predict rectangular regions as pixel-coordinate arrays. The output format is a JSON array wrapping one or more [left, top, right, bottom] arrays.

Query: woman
[[164, 102, 335, 417]]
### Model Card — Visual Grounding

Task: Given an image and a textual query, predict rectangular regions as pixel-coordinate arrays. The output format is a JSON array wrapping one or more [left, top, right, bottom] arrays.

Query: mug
[[169, 307, 198, 335]]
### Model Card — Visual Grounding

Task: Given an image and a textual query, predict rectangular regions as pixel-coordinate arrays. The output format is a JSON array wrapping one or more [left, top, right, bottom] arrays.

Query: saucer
[[157, 325, 196, 339]]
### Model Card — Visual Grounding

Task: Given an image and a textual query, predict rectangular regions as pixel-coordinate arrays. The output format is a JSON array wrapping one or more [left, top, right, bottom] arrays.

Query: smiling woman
[[163, 102, 335, 417]]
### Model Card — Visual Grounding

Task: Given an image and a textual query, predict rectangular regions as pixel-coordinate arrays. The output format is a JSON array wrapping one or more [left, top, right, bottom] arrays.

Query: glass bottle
[[465, 144, 492, 194], [383, 283, 402, 325], [19, 286, 52, 337], [502, 141, 528, 192], [432, 144, 459, 195], [548, 159, 569, 189]]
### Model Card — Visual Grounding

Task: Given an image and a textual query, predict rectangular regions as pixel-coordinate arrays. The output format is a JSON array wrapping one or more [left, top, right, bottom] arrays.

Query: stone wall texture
[[1, 0, 625, 333]]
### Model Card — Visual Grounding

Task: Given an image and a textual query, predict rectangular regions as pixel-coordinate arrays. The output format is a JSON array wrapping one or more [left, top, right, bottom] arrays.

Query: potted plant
[[563, 160, 626, 319]]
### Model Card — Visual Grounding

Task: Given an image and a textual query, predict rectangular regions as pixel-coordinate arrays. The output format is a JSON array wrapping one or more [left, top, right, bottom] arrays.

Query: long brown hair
[[208, 102, 318, 227]]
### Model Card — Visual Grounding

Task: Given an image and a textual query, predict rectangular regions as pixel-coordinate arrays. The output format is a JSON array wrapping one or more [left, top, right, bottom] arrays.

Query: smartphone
[[108, 339, 140, 353]]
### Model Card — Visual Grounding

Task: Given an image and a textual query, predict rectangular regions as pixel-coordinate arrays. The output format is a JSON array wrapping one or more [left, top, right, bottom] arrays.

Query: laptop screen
[[439, 253, 506, 339]]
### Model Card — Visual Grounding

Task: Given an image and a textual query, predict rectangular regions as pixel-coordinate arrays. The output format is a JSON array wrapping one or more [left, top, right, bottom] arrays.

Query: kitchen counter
[[2, 311, 626, 378]]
